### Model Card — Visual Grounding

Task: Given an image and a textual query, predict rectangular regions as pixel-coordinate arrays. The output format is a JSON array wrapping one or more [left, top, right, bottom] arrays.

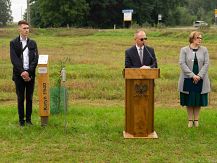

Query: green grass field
[[0, 104, 217, 162], [0, 27, 217, 162]]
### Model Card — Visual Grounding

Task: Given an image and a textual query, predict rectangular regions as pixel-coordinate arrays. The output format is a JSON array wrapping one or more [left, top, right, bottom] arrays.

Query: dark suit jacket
[[10, 36, 39, 81], [125, 45, 158, 68]]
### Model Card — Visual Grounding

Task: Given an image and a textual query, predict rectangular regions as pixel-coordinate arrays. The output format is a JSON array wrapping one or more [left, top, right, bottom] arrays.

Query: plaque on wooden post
[[38, 55, 50, 126]]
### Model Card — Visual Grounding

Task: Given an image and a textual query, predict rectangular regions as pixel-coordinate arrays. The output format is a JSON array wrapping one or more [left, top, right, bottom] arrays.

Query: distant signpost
[[215, 9, 217, 24], [158, 14, 162, 25], [122, 9, 133, 28]]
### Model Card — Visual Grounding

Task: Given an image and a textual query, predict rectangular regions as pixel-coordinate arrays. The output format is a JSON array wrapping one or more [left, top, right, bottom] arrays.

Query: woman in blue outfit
[[178, 31, 211, 128]]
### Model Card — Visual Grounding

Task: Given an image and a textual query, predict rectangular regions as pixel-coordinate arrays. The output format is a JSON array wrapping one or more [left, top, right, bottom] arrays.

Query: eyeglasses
[[140, 38, 147, 41], [22, 27, 29, 30], [196, 37, 202, 40]]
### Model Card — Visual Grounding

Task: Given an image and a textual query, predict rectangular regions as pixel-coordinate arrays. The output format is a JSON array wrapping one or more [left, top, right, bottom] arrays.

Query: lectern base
[[123, 131, 158, 139]]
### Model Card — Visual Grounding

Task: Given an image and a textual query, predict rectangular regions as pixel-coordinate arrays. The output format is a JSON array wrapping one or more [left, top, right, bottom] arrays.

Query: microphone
[[144, 45, 154, 60]]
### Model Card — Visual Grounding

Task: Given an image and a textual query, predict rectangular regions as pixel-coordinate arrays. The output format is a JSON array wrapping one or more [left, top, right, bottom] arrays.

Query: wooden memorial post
[[123, 68, 160, 138], [38, 55, 50, 126]]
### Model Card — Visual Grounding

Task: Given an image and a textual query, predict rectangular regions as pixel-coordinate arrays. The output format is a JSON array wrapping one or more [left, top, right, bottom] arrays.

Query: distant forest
[[1, 0, 217, 28]]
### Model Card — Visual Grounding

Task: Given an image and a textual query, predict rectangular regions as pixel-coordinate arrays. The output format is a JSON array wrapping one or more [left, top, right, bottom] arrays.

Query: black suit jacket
[[10, 36, 39, 81], [125, 45, 158, 68]]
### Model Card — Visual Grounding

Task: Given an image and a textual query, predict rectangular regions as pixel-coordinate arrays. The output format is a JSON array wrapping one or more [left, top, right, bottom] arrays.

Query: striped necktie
[[139, 48, 143, 64]]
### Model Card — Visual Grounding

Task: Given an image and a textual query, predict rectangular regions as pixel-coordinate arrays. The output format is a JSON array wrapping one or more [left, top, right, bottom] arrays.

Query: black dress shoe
[[19, 121, 25, 127], [26, 121, 33, 125]]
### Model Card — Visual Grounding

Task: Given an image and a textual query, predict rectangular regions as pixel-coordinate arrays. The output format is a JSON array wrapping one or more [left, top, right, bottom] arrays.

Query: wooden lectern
[[38, 55, 50, 126], [123, 68, 160, 138]]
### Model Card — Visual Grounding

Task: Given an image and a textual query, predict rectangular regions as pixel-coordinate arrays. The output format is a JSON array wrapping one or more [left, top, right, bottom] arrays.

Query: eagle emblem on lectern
[[134, 84, 148, 96]]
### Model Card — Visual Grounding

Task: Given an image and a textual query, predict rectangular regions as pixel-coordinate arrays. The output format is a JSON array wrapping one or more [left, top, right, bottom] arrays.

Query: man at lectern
[[10, 20, 39, 127], [125, 29, 158, 68]]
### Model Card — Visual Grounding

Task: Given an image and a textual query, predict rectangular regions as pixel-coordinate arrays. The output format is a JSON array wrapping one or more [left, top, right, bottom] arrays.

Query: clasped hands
[[140, 65, 151, 69], [192, 75, 201, 84], [21, 71, 31, 82]]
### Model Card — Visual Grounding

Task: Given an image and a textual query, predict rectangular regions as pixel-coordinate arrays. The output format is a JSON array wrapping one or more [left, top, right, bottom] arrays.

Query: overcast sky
[[11, 0, 27, 22]]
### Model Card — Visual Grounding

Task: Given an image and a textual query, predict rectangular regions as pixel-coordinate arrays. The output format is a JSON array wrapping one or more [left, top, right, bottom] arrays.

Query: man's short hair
[[18, 20, 29, 26], [134, 29, 146, 39]]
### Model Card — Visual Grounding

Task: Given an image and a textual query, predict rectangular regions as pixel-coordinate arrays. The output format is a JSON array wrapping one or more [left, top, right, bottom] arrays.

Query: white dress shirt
[[20, 36, 29, 70], [136, 45, 144, 55]]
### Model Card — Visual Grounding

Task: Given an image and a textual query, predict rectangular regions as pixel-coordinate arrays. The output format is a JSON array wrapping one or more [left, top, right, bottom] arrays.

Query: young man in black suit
[[125, 29, 157, 68], [10, 20, 38, 126]]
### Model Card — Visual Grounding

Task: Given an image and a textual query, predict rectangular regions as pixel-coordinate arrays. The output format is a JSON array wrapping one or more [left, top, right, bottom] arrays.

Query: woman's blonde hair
[[189, 31, 201, 43]]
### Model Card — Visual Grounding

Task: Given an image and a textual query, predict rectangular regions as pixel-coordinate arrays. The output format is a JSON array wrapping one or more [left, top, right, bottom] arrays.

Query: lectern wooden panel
[[123, 68, 160, 138]]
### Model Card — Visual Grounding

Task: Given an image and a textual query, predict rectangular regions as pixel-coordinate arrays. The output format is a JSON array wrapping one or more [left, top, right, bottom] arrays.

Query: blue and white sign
[[122, 9, 133, 21], [158, 14, 162, 21], [122, 9, 134, 13]]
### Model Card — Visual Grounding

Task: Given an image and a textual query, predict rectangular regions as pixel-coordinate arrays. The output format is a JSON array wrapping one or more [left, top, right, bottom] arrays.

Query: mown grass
[[1, 27, 217, 106], [1, 27, 217, 161], [0, 104, 217, 162]]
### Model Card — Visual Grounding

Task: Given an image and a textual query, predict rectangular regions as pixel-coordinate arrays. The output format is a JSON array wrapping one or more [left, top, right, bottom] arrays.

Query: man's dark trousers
[[14, 76, 35, 123]]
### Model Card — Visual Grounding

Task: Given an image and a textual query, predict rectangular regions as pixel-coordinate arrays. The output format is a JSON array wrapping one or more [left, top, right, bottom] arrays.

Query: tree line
[[0, 0, 217, 28], [0, 0, 12, 26]]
